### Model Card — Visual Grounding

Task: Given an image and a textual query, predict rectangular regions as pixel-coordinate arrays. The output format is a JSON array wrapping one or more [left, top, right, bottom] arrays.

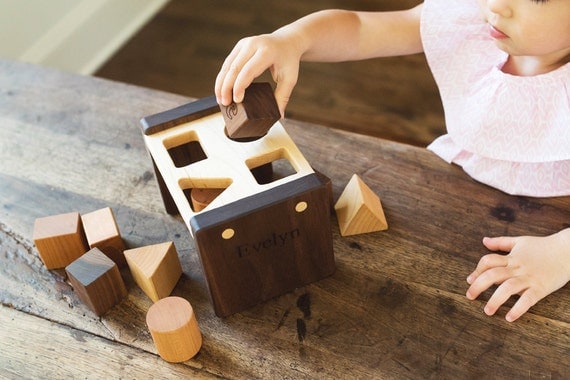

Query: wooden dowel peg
[[146, 296, 202, 363]]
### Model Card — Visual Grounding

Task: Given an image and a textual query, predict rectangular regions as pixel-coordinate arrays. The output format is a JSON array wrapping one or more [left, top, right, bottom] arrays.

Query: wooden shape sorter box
[[140, 90, 335, 317]]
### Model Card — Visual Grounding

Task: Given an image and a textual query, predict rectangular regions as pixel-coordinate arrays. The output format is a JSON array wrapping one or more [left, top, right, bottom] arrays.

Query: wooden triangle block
[[334, 174, 388, 236], [124, 241, 182, 302]]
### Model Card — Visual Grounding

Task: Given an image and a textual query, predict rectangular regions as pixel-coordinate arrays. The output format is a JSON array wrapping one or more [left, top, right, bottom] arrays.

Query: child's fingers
[[466, 264, 512, 300], [233, 50, 272, 103], [215, 44, 245, 104], [482, 236, 518, 252], [223, 50, 257, 104], [466, 253, 509, 284], [482, 277, 528, 316], [505, 290, 540, 322], [216, 38, 262, 105]]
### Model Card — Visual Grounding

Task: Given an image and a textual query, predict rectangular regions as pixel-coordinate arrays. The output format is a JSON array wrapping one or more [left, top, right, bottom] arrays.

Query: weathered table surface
[[1, 58, 568, 379]]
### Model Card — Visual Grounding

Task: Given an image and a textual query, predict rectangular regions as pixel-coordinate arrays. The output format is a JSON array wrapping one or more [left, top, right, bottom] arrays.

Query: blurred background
[[1, 0, 444, 146]]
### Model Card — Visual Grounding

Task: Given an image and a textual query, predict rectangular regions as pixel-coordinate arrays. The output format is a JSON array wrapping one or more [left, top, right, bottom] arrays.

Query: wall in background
[[0, 0, 168, 74]]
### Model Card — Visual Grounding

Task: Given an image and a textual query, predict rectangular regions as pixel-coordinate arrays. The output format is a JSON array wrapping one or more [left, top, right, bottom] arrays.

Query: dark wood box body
[[190, 173, 335, 317]]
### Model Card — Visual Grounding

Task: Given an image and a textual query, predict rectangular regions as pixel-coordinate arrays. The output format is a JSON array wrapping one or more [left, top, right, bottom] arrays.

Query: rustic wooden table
[[1, 59, 568, 379]]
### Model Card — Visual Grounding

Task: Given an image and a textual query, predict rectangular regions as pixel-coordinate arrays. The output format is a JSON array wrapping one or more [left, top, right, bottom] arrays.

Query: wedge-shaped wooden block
[[124, 241, 182, 302], [33, 212, 88, 269], [220, 82, 280, 139], [65, 247, 127, 316], [334, 174, 388, 236], [81, 207, 126, 268], [146, 296, 202, 363]]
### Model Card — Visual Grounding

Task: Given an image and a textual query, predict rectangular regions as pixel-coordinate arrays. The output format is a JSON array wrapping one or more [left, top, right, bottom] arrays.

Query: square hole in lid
[[164, 131, 207, 168]]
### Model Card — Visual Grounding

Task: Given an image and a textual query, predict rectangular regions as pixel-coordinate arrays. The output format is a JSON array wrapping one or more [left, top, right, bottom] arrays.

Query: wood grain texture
[[1, 59, 569, 379], [0, 305, 215, 379], [96, 0, 444, 147], [141, 95, 219, 136]]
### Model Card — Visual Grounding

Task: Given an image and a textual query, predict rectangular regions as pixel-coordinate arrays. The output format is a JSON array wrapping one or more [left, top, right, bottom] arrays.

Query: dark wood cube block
[[65, 247, 127, 316], [221, 82, 280, 139]]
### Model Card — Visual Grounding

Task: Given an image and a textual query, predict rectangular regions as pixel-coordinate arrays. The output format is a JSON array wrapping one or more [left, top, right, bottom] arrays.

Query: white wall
[[0, 0, 169, 74]]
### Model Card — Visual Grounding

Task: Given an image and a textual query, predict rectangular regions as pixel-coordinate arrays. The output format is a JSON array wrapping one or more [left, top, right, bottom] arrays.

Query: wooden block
[[65, 247, 127, 316], [334, 174, 388, 236], [33, 212, 88, 269], [190, 173, 335, 317], [220, 82, 280, 139], [141, 95, 219, 136], [81, 207, 126, 267], [190, 188, 225, 212], [146, 296, 202, 362], [124, 242, 182, 302]]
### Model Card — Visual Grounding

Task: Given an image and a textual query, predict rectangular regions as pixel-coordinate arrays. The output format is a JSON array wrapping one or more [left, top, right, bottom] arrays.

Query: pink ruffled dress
[[421, 0, 570, 197]]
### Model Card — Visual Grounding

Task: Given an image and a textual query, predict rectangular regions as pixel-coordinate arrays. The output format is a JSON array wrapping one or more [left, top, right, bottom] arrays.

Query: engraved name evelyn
[[236, 228, 300, 258]]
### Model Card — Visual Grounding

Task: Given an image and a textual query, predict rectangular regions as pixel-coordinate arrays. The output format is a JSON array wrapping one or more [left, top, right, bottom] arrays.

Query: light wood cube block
[[81, 207, 126, 267], [65, 247, 127, 316], [146, 296, 202, 362], [334, 174, 388, 236], [33, 212, 88, 269], [124, 241, 182, 302]]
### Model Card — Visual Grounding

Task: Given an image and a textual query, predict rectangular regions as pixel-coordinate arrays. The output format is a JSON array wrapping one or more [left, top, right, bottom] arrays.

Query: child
[[215, 0, 570, 322]]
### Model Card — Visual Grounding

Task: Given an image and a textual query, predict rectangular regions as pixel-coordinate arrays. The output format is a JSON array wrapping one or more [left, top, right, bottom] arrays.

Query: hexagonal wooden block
[[220, 82, 280, 139], [81, 207, 126, 267], [124, 241, 182, 302], [334, 174, 388, 236], [33, 212, 88, 269], [65, 247, 127, 316], [146, 296, 202, 363]]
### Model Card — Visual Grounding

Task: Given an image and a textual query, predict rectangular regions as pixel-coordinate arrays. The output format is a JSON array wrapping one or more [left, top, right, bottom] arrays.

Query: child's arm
[[466, 228, 570, 322], [215, 5, 424, 116]]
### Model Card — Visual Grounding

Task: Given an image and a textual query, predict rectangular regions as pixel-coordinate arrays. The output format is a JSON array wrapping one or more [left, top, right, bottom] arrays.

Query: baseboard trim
[[18, 0, 169, 75]]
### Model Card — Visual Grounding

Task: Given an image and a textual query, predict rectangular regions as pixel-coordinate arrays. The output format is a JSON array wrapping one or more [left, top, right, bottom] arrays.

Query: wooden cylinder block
[[190, 188, 224, 212], [146, 296, 202, 363]]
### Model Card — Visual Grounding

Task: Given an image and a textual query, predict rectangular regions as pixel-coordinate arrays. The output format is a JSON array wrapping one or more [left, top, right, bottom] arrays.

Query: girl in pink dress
[[215, 0, 570, 322]]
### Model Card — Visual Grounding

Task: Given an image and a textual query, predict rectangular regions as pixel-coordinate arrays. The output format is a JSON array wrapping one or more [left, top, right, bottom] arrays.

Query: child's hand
[[215, 32, 303, 117], [466, 229, 570, 322]]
